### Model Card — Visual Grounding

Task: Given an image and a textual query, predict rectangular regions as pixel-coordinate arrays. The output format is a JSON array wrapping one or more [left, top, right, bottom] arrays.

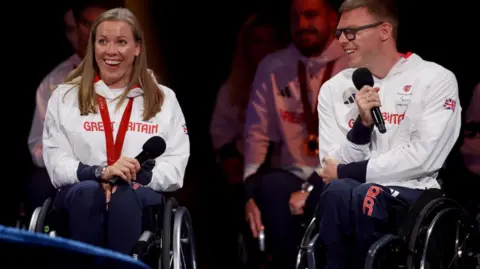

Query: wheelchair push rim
[[405, 197, 457, 268], [172, 206, 197, 269], [420, 207, 480, 269], [296, 217, 323, 269]]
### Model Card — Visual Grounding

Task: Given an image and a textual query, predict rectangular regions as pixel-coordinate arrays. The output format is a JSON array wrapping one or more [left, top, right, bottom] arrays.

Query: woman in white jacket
[[42, 8, 189, 254]]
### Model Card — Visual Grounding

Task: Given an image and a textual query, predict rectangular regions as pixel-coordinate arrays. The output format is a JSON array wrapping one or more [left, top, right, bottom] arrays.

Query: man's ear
[[380, 23, 393, 42]]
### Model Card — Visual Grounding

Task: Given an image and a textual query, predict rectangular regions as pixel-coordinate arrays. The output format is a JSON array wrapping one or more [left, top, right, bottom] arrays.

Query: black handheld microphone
[[109, 136, 167, 185], [352, 68, 387, 134]]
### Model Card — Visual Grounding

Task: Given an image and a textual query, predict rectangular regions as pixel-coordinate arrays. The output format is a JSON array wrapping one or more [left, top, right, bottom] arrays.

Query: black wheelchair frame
[[295, 189, 480, 269], [28, 196, 197, 269]]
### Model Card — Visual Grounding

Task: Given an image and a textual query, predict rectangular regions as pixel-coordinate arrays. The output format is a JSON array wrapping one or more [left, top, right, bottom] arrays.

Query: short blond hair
[[339, 0, 398, 40]]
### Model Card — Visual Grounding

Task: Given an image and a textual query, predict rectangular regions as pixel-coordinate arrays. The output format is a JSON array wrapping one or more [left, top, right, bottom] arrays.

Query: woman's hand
[[102, 156, 141, 183], [101, 182, 118, 209]]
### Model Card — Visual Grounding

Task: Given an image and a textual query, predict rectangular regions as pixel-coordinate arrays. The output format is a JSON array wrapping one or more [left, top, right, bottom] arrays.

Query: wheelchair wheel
[[132, 229, 160, 266], [162, 197, 179, 269], [28, 197, 53, 233], [420, 206, 480, 269], [364, 234, 405, 269], [405, 197, 463, 269], [132, 197, 178, 268], [172, 207, 197, 269], [296, 217, 323, 269]]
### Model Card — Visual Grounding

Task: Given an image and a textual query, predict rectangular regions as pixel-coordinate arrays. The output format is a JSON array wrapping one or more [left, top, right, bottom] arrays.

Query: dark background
[[2, 0, 478, 268]]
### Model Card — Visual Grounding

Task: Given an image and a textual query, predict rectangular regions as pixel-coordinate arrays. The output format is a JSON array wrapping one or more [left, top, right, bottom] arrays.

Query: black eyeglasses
[[334, 22, 383, 41]]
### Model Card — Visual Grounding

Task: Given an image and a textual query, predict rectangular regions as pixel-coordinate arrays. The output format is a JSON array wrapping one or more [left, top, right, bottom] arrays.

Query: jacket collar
[[93, 75, 143, 100], [342, 52, 419, 82]]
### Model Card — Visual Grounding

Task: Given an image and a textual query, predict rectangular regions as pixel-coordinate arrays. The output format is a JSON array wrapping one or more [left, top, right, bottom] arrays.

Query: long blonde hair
[[64, 7, 164, 121], [226, 14, 284, 111]]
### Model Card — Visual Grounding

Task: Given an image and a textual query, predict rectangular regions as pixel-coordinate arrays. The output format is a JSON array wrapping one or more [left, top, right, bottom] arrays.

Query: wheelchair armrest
[[364, 234, 401, 269]]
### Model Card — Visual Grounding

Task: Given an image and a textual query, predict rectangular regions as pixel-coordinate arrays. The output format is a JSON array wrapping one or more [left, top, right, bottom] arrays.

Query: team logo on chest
[[342, 87, 358, 106], [396, 84, 413, 106], [83, 121, 159, 134]]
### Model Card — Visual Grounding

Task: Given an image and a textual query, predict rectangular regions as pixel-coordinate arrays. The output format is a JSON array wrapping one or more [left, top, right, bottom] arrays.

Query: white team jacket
[[28, 54, 81, 167], [244, 41, 349, 180], [318, 53, 462, 189], [43, 79, 190, 192]]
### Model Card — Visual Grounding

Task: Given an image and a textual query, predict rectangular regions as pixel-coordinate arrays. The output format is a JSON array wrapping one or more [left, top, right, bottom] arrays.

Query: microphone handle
[[371, 107, 386, 134], [108, 176, 122, 186], [136, 151, 150, 164]]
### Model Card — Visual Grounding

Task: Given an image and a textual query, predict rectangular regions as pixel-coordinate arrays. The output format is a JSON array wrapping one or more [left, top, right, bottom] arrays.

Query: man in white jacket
[[305, 0, 462, 268], [243, 0, 349, 267]]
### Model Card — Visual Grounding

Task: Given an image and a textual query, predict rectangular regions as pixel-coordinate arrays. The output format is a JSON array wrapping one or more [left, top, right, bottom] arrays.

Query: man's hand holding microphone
[[355, 86, 381, 127]]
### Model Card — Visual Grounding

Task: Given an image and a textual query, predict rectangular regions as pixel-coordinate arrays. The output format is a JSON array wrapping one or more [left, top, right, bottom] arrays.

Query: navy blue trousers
[[254, 169, 324, 269], [316, 179, 423, 269], [54, 180, 163, 254]]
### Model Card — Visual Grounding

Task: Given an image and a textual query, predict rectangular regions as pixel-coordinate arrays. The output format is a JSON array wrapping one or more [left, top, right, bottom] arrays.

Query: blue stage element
[[0, 225, 150, 269]]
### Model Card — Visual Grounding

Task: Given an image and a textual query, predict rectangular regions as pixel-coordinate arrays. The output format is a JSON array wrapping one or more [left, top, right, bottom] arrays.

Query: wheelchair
[[28, 195, 197, 269], [296, 188, 480, 269]]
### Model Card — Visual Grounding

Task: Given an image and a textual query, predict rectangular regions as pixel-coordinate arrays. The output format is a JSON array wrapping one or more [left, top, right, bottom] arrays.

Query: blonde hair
[[226, 14, 284, 111], [339, 0, 399, 40], [64, 7, 164, 121]]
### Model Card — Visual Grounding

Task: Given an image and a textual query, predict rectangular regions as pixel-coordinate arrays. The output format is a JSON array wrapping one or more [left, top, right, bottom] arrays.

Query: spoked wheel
[[296, 217, 323, 269], [364, 234, 405, 269], [172, 207, 197, 269], [133, 198, 197, 269], [162, 198, 179, 269], [28, 197, 53, 233], [406, 197, 460, 269], [420, 207, 480, 269]]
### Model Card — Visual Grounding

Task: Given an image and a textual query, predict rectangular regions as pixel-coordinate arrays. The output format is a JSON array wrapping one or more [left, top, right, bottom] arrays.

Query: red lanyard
[[97, 96, 134, 165]]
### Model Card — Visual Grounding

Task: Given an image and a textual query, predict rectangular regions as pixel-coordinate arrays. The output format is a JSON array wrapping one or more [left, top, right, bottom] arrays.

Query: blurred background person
[[242, 0, 349, 267], [210, 12, 287, 268], [459, 82, 480, 213], [462, 83, 480, 177], [25, 1, 109, 220], [211, 13, 286, 186], [65, 8, 80, 53]]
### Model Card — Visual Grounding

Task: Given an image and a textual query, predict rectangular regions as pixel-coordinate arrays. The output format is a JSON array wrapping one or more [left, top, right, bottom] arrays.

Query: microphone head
[[352, 68, 374, 90], [142, 136, 167, 159]]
